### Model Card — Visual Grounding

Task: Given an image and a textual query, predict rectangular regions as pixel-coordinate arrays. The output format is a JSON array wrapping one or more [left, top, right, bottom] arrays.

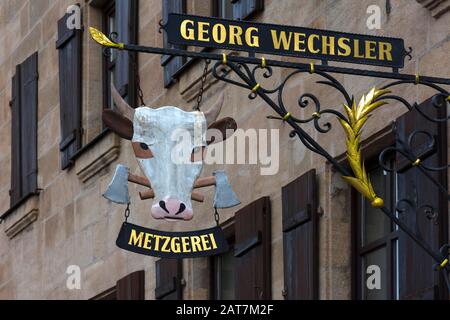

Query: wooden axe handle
[[139, 189, 205, 203], [128, 173, 151, 188], [193, 176, 216, 188]]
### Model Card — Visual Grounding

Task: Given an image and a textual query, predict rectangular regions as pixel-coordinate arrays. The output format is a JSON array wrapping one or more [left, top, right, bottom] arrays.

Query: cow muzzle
[[151, 197, 193, 221]]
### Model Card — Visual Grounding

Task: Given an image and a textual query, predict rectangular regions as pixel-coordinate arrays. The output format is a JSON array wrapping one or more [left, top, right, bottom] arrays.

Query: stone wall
[[0, 0, 448, 299]]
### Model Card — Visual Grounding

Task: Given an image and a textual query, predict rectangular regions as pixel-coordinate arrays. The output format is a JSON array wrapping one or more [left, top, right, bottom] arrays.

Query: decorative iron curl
[[375, 81, 450, 123], [243, 65, 351, 133]]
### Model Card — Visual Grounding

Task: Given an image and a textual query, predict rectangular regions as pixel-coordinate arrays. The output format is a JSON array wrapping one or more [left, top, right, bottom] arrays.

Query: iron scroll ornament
[[88, 27, 450, 292]]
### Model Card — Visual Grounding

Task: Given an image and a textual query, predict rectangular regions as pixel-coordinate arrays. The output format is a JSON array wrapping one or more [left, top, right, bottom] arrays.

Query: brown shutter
[[56, 12, 82, 169], [19, 52, 38, 197], [10, 68, 22, 207], [116, 270, 145, 300], [234, 196, 271, 299], [162, 0, 187, 87], [155, 259, 182, 300], [232, 0, 264, 20], [282, 169, 318, 300], [115, 0, 137, 106], [396, 97, 448, 300]]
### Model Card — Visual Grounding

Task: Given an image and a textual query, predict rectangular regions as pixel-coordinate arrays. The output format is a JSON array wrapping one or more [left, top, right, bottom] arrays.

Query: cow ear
[[206, 117, 237, 145], [102, 109, 134, 140]]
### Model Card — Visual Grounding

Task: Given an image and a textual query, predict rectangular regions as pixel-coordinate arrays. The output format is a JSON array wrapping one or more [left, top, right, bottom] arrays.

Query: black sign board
[[165, 13, 408, 68], [116, 222, 229, 258]]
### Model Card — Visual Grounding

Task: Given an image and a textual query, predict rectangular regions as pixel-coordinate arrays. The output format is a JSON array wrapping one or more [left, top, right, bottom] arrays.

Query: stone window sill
[[416, 0, 450, 18], [72, 129, 121, 183], [2, 194, 39, 239]]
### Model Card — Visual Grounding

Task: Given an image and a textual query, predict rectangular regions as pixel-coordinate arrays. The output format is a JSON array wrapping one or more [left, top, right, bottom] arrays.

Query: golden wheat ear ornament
[[338, 87, 390, 208]]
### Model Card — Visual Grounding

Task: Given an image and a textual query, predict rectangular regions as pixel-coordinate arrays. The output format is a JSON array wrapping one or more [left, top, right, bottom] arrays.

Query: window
[[155, 259, 183, 300], [9, 52, 39, 209], [162, 0, 264, 87], [56, 1, 137, 170], [91, 270, 145, 300], [212, 0, 234, 19], [210, 223, 236, 300], [102, 1, 116, 110], [352, 99, 448, 300], [354, 150, 397, 300]]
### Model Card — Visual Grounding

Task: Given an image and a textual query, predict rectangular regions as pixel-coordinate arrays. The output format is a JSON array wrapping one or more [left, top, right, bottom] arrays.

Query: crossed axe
[[103, 164, 240, 209]]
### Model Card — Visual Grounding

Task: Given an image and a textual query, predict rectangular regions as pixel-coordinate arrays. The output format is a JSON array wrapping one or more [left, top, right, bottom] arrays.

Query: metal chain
[[214, 207, 220, 226], [194, 59, 211, 111], [124, 202, 131, 222], [133, 55, 145, 106]]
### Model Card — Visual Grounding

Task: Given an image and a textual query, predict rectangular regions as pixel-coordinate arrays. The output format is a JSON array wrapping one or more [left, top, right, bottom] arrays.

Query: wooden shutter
[[115, 0, 138, 106], [234, 196, 271, 299], [116, 270, 145, 300], [232, 0, 264, 20], [282, 169, 318, 300], [10, 68, 22, 207], [9, 53, 38, 207], [155, 259, 182, 300], [19, 53, 38, 197], [396, 97, 448, 300], [162, 0, 187, 87], [56, 12, 82, 169]]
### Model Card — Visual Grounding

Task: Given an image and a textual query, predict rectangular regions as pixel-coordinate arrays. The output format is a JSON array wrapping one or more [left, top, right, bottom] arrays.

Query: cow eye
[[132, 142, 153, 159], [140, 143, 149, 150]]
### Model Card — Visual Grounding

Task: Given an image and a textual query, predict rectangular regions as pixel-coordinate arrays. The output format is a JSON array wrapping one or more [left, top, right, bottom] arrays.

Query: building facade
[[0, 0, 449, 300]]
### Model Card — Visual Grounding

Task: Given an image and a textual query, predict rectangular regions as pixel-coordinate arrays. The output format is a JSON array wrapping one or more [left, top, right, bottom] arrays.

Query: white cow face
[[103, 85, 234, 221], [132, 107, 206, 221]]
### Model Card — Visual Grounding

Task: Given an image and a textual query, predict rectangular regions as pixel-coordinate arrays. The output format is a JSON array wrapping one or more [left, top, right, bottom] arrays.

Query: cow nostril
[[159, 200, 170, 214], [175, 203, 186, 215]]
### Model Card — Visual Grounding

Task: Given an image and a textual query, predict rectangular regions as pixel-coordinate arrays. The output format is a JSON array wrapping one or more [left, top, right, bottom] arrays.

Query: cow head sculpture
[[103, 85, 236, 221]]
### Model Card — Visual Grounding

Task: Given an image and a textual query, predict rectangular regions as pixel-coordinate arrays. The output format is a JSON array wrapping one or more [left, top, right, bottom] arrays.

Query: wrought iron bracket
[[88, 27, 450, 292]]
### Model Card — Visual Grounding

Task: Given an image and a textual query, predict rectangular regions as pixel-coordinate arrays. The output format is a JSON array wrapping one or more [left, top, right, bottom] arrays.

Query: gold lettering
[[379, 42, 393, 61], [153, 235, 161, 251], [180, 19, 195, 40], [200, 234, 211, 251], [229, 25, 243, 45], [354, 40, 364, 58], [128, 229, 144, 247], [143, 233, 153, 249], [198, 22, 210, 42], [160, 236, 171, 252], [191, 236, 202, 252], [293, 33, 306, 52], [308, 34, 320, 53], [337, 37, 351, 56], [365, 41, 377, 59], [212, 23, 226, 44], [322, 36, 335, 55], [182, 237, 191, 252], [245, 27, 259, 47], [209, 233, 218, 249], [170, 237, 181, 253], [271, 30, 292, 50]]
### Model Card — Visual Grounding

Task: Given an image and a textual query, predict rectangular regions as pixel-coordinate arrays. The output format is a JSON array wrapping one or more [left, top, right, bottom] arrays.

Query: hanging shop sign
[[164, 13, 408, 68], [98, 81, 240, 259], [116, 222, 228, 259]]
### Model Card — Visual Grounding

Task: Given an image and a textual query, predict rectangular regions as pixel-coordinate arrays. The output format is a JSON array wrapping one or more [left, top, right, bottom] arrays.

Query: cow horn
[[203, 93, 224, 125], [111, 84, 135, 120]]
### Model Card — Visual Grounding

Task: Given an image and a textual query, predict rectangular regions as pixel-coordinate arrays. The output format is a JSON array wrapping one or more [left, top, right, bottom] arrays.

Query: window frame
[[102, 0, 117, 111], [209, 220, 236, 300], [354, 151, 399, 300], [350, 126, 397, 299]]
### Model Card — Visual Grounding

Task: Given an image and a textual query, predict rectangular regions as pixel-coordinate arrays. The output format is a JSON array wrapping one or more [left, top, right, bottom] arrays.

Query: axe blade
[[213, 170, 240, 208], [103, 164, 130, 204]]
